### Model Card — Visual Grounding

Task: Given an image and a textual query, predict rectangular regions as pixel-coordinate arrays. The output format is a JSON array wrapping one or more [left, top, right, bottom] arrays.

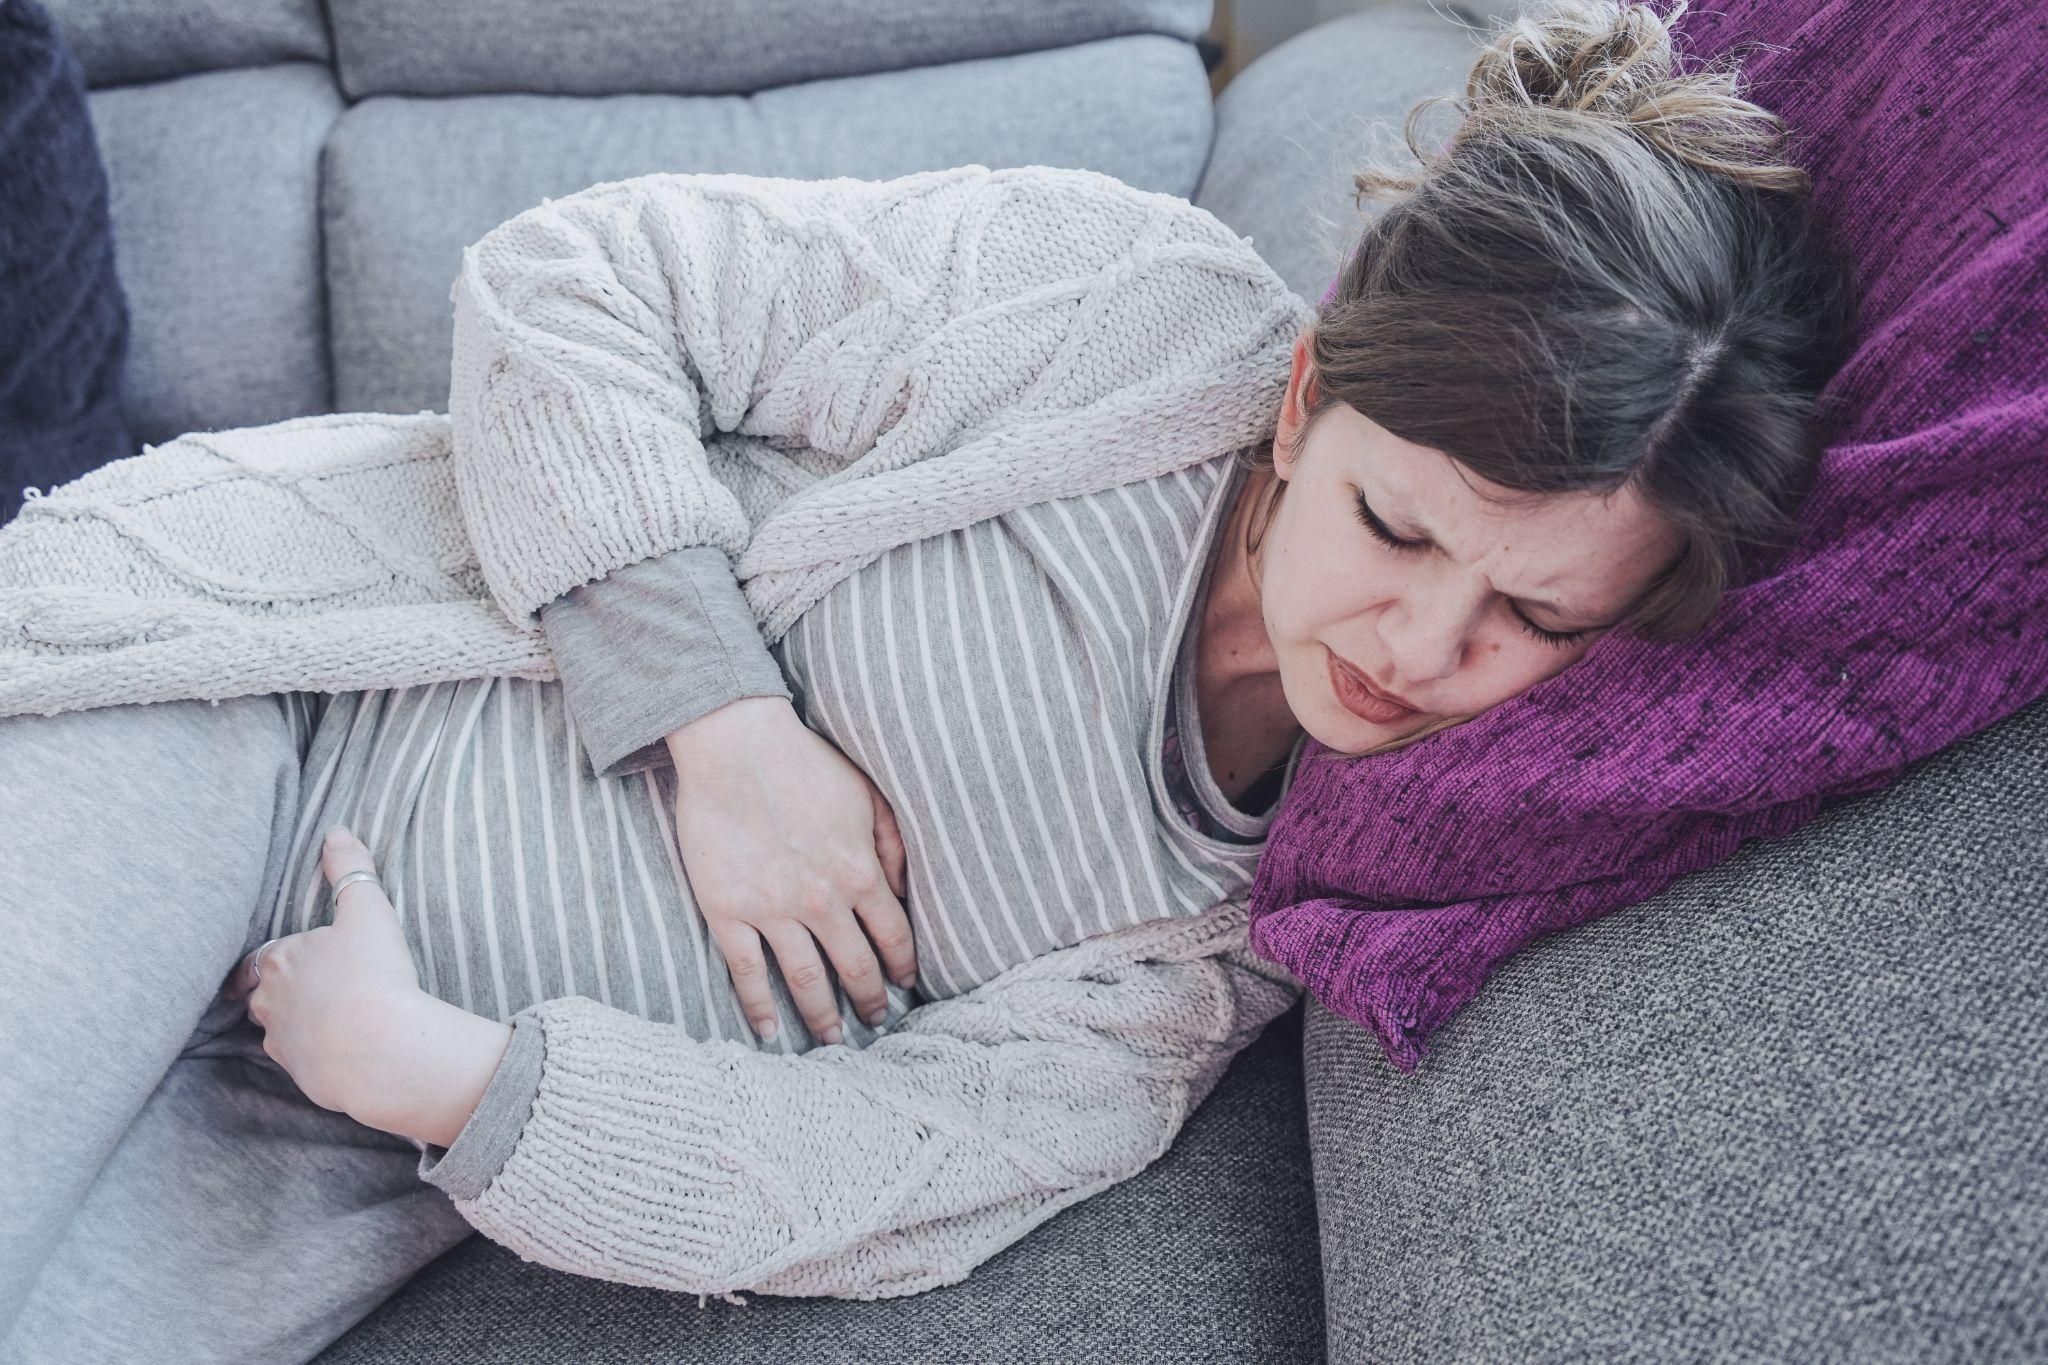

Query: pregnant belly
[[272, 678, 901, 1051]]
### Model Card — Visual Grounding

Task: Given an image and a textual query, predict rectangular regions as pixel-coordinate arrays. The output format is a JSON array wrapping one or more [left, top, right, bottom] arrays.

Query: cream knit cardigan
[[1, 163, 1308, 718], [0, 163, 1313, 1297]]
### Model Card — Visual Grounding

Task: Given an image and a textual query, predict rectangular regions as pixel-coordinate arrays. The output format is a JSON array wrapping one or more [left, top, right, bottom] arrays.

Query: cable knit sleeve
[[416, 904, 1299, 1298], [446, 161, 1285, 634]]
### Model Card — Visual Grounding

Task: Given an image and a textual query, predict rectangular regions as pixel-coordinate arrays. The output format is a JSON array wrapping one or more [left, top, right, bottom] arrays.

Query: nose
[[1376, 585, 1477, 686]]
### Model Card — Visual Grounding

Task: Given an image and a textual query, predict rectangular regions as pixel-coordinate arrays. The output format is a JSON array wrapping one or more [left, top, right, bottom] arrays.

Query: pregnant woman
[[0, 2, 1854, 1359]]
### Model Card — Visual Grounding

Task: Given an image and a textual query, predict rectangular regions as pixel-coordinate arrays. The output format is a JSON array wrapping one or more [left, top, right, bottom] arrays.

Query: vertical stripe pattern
[[277, 453, 1268, 1046]]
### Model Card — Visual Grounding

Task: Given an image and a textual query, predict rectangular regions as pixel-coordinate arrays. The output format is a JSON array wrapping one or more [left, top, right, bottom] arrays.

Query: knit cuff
[[417, 1010, 545, 1201], [539, 545, 792, 780]]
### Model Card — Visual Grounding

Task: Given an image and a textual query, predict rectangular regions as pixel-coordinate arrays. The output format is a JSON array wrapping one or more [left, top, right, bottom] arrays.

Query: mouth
[[1324, 648, 1421, 725]]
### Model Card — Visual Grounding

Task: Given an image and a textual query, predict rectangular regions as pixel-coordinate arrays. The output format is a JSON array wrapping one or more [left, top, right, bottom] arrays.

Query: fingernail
[[324, 826, 347, 847], [755, 1017, 778, 1041], [863, 1007, 887, 1028], [820, 1024, 843, 1046], [893, 973, 917, 990]]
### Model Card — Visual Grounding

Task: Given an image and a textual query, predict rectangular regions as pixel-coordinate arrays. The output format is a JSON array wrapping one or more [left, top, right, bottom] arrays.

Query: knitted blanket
[[0, 164, 1307, 717], [1247, 0, 2048, 1073]]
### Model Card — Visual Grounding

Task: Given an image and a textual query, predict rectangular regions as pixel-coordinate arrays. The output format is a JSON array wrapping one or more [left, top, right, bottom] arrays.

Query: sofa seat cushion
[[1303, 695, 2048, 1363], [318, 1005, 1325, 1364]]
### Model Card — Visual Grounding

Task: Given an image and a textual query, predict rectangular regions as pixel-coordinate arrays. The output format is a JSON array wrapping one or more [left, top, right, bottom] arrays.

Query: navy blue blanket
[[0, 0, 133, 524]]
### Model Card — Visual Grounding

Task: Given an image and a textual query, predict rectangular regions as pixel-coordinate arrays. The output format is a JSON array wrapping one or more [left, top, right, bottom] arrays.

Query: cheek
[[1260, 504, 1377, 637], [1467, 635, 1592, 709]]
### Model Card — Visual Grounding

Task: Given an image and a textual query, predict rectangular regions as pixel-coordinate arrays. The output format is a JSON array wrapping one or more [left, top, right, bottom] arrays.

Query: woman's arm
[[239, 828, 1299, 1298], [415, 903, 1299, 1299], [448, 163, 1302, 769], [451, 164, 1301, 1044]]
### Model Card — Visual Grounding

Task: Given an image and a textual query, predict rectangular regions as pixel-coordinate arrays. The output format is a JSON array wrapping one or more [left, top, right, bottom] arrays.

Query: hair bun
[[1460, 0, 1808, 195]]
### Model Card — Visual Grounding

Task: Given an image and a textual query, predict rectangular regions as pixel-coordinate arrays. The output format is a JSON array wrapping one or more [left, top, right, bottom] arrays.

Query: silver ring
[[249, 937, 280, 986], [330, 869, 383, 910]]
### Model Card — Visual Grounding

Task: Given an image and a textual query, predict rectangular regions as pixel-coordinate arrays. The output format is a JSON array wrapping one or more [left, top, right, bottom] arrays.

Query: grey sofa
[[49, 1, 2045, 1359]]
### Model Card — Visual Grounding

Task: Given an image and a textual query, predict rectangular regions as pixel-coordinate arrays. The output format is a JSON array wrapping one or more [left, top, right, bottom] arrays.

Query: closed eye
[[1352, 489, 1427, 552], [1514, 613, 1588, 649], [1355, 489, 1589, 650]]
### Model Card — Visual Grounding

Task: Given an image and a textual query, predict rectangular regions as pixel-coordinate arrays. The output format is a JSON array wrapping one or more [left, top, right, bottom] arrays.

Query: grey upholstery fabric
[[317, 1005, 1325, 1364], [324, 35, 1214, 414], [326, 0, 1212, 100], [43, 0, 329, 89], [86, 64, 340, 446], [1303, 694, 2048, 1364], [1194, 5, 1483, 302]]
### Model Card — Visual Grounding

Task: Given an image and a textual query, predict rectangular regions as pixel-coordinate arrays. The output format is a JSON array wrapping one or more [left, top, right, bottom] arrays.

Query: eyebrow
[[1380, 499, 1620, 630]]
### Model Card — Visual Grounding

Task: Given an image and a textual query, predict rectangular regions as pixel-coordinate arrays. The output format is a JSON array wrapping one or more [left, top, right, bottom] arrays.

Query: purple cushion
[[1248, 0, 2048, 1072]]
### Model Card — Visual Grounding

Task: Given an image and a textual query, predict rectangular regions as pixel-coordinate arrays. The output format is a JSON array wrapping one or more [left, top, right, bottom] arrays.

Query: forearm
[[417, 905, 1299, 1298], [539, 545, 790, 779], [445, 166, 995, 630]]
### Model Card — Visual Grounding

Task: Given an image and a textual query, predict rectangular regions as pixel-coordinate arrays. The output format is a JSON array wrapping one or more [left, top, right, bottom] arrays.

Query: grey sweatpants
[[0, 694, 474, 1364]]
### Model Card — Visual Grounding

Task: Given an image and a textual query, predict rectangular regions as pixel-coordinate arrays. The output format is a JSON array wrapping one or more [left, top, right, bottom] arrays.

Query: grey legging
[[0, 694, 472, 1364]]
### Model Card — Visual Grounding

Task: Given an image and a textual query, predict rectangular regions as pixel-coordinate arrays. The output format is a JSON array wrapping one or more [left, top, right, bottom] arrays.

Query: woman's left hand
[[227, 825, 512, 1148]]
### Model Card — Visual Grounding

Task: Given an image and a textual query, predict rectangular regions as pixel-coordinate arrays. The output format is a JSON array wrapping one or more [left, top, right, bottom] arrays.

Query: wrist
[[350, 989, 513, 1149], [663, 693, 797, 767]]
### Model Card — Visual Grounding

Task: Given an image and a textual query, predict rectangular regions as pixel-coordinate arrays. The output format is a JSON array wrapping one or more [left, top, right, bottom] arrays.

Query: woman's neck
[[1194, 464, 1302, 804]]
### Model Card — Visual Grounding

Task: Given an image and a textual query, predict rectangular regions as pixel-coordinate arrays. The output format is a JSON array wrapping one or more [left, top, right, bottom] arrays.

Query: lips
[[1325, 648, 1420, 725]]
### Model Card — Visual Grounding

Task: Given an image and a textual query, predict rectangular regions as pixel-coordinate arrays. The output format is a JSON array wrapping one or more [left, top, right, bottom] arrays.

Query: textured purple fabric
[[1249, 0, 2048, 1073]]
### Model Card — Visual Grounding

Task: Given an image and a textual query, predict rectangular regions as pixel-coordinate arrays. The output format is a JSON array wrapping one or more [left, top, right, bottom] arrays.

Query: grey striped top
[[270, 452, 1280, 1051]]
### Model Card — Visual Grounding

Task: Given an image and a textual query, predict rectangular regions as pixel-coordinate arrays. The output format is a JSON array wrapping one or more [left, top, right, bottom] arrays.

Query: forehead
[[1319, 405, 1680, 615]]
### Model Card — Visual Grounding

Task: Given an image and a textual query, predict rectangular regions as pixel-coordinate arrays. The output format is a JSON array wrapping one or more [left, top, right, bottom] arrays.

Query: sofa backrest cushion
[[50, 2, 1216, 448], [324, 36, 1213, 414], [327, 0, 1214, 99], [40, 0, 329, 88]]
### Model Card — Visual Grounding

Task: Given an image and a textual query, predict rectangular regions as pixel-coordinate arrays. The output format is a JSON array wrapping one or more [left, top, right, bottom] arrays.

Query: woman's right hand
[[664, 696, 914, 1044]]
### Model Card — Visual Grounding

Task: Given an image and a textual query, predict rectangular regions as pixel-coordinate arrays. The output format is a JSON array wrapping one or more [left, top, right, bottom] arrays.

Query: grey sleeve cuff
[[417, 1011, 546, 1201], [538, 546, 792, 780]]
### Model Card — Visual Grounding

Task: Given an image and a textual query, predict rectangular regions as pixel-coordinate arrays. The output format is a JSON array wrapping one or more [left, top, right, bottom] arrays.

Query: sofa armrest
[[1300, 696, 2048, 1363]]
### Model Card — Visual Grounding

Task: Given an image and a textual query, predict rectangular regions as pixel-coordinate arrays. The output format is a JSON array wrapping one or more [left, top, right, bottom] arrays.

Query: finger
[[225, 945, 262, 1003], [852, 882, 917, 992], [707, 918, 782, 1042], [757, 921, 845, 1046], [320, 826, 395, 926], [226, 936, 287, 1018], [870, 787, 908, 900], [807, 908, 889, 1028]]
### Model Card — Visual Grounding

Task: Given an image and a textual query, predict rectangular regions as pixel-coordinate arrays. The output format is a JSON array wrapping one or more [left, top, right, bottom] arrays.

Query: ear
[[1273, 332, 1319, 482]]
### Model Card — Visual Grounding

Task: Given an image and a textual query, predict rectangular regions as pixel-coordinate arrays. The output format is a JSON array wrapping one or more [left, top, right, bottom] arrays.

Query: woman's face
[[1259, 333, 1686, 756]]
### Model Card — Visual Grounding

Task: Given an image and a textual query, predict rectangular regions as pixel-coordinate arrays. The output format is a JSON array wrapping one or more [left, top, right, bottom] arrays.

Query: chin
[[1279, 664, 1424, 756], [1309, 704, 1425, 756]]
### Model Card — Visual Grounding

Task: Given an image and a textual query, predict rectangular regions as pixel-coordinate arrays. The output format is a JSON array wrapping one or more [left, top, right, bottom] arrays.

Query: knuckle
[[785, 962, 826, 992], [699, 896, 745, 925], [836, 954, 877, 984], [835, 859, 882, 895], [726, 954, 767, 983], [874, 926, 914, 955]]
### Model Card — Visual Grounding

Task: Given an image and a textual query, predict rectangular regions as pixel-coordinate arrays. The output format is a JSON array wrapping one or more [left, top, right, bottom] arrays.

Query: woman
[[0, 2, 1855, 1358]]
